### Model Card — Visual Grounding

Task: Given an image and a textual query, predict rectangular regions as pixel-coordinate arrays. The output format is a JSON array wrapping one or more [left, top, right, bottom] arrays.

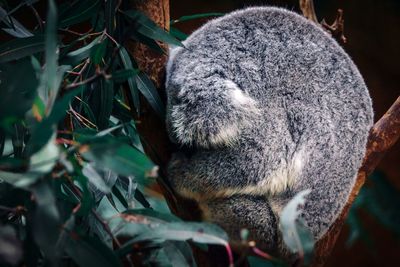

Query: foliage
[[0, 1, 319, 266], [279, 190, 314, 265], [346, 171, 400, 247], [0, 1, 231, 266]]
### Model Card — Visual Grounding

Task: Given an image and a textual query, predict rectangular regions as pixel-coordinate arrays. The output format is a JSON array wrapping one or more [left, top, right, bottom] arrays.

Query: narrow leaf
[[123, 10, 183, 47], [279, 190, 314, 261], [135, 72, 165, 119], [171, 13, 224, 25], [0, 35, 45, 63], [65, 235, 122, 267], [80, 137, 155, 184], [119, 47, 140, 113], [59, 0, 101, 28], [90, 39, 108, 65], [112, 69, 139, 83]]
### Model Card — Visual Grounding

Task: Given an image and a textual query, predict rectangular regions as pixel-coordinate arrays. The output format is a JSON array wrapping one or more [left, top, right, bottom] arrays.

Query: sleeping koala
[[165, 7, 373, 254]]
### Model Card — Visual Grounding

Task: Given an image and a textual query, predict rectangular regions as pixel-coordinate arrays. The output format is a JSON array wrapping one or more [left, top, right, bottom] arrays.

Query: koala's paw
[[169, 79, 261, 148]]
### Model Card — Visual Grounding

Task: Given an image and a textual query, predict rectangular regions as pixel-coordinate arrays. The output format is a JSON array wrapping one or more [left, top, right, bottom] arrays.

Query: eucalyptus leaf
[[128, 31, 165, 54], [135, 72, 165, 119], [97, 78, 114, 130], [40, 0, 59, 113], [170, 27, 188, 41], [59, 0, 101, 28], [65, 234, 122, 267], [0, 134, 59, 188], [90, 39, 108, 65], [0, 6, 33, 37], [170, 13, 224, 25], [32, 181, 61, 262], [123, 10, 183, 47], [0, 35, 45, 63], [63, 36, 102, 65], [27, 88, 82, 155], [112, 69, 139, 83], [123, 208, 181, 223], [163, 241, 196, 267], [105, 0, 116, 35], [83, 163, 111, 194], [125, 222, 228, 245], [0, 59, 39, 125], [80, 137, 155, 184], [279, 190, 314, 261], [119, 47, 140, 114]]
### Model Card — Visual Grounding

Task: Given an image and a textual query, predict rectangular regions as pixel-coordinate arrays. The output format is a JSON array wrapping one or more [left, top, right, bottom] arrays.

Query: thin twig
[[64, 70, 107, 90], [29, 4, 43, 32], [299, 0, 347, 44]]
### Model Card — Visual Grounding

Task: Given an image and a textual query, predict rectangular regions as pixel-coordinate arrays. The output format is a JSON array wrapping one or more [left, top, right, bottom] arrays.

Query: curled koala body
[[165, 7, 373, 253]]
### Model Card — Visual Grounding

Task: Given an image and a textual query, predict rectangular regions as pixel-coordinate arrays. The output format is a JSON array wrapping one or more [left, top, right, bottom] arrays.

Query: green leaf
[[0, 6, 33, 37], [83, 163, 111, 194], [65, 235, 122, 267], [32, 181, 61, 262], [97, 78, 114, 130], [63, 36, 102, 65], [0, 35, 45, 63], [0, 133, 59, 188], [55, 214, 76, 259], [112, 185, 128, 209], [123, 10, 183, 47], [126, 222, 228, 245], [105, 0, 116, 35], [0, 59, 39, 124], [119, 47, 140, 114], [135, 72, 165, 119], [129, 31, 165, 54], [163, 241, 196, 267], [27, 88, 83, 155], [248, 256, 283, 267], [170, 27, 188, 41], [90, 39, 108, 65], [112, 69, 139, 83], [170, 13, 224, 25], [123, 208, 181, 223], [80, 137, 155, 184], [362, 172, 400, 236], [59, 0, 101, 28], [279, 190, 314, 262], [40, 0, 60, 113]]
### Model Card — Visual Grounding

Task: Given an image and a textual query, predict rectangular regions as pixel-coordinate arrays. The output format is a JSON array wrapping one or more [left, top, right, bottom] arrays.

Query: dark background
[[170, 0, 400, 266]]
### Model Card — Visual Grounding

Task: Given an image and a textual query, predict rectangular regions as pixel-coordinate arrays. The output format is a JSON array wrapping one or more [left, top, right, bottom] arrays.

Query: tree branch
[[299, 0, 347, 43]]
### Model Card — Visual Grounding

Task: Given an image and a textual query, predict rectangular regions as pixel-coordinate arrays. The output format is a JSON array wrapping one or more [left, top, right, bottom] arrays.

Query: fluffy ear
[[167, 78, 261, 148]]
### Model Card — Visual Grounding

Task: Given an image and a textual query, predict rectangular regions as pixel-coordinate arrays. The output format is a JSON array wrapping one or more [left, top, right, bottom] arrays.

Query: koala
[[165, 6, 373, 254]]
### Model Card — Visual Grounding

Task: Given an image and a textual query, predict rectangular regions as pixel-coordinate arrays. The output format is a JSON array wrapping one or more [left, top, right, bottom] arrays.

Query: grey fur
[[165, 7, 373, 253]]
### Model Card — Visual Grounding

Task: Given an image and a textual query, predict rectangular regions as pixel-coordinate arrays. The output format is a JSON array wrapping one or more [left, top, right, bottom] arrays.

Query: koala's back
[[166, 7, 373, 251]]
